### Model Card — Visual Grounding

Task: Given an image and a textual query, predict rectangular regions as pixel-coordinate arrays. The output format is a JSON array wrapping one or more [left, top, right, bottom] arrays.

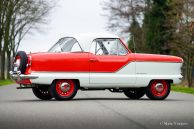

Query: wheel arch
[[148, 79, 173, 86], [51, 79, 80, 88]]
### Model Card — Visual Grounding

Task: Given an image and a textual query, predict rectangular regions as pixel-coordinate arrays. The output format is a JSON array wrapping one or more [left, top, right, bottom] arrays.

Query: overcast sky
[[18, 0, 114, 53]]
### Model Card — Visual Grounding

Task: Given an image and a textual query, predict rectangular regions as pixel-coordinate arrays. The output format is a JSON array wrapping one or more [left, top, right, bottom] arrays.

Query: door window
[[90, 38, 128, 56]]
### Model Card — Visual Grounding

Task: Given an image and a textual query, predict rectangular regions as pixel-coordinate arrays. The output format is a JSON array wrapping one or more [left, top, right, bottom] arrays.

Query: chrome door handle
[[89, 58, 98, 62]]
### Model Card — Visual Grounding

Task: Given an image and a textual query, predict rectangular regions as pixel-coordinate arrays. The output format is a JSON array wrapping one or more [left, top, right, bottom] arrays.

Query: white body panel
[[30, 62, 182, 88], [89, 62, 136, 86], [135, 62, 182, 86]]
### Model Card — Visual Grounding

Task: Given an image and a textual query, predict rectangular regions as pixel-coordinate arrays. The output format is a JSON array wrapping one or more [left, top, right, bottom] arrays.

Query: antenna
[[131, 35, 136, 53]]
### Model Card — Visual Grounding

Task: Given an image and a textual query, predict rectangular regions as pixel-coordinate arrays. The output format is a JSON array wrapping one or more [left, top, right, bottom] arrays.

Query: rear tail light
[[25, 56, 32, 74], [27, 56, 32, 67]]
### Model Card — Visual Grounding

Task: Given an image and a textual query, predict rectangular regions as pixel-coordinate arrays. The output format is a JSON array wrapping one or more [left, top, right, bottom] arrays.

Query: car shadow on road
[[72, 98, 184, 101], [0, 98, 185, 103]]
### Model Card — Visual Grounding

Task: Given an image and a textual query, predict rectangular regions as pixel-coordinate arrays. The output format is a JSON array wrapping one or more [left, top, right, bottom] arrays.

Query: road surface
[[0, 84, 194, 129]]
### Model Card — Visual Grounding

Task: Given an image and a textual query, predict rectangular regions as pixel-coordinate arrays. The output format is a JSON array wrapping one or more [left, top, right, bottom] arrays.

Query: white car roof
[[69, 33, 120, 52]]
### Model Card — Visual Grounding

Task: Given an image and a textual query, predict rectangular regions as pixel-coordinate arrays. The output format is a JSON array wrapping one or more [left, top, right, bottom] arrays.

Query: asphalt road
[[0, 84, 194, 129]]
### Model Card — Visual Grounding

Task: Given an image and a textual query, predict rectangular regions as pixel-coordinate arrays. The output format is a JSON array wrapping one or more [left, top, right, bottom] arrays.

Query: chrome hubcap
[[154, 83, 164, 92], [60, 82, 70, 92]]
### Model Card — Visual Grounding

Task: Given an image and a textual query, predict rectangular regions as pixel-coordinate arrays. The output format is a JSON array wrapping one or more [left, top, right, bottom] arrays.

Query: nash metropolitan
[[10, 33, 183, 100]]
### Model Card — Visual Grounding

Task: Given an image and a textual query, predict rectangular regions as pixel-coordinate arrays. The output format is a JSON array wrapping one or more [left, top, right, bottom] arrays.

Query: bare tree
[[102, 0, 150, 53], [171, 0, 194, 87], [102, 0, 146, 33], [0, 0, 55, 79]]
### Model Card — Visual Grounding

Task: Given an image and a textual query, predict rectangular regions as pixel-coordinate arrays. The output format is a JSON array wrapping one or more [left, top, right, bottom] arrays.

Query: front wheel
[[32, 85, 53, 100], [50, 79, 78, 100], [124, 88, 145, 99], [146, 80, 170, 100]]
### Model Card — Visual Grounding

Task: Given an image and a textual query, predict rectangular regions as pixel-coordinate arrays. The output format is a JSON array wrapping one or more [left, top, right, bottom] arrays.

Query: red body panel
[[28, 52, 183, 73], [30, 52, 89, 72], [89, 53, 133, 72]]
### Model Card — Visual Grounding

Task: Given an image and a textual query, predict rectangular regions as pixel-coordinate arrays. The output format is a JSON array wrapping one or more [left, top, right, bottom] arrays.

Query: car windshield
[[48, 37, 83, 52]]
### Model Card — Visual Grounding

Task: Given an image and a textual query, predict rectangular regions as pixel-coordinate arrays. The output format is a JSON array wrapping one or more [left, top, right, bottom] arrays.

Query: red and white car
[[10, 33, 183, 100]]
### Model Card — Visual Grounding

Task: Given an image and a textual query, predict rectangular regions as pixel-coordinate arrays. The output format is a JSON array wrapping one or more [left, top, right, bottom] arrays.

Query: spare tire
[[14, 51, 28, 74]]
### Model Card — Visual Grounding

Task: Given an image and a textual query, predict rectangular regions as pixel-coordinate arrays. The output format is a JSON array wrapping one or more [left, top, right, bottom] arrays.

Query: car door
[[89, 38, 136, 86]]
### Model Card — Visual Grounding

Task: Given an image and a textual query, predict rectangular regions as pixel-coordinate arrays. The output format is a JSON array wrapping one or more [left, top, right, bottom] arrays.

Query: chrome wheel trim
[[154, 83, 164, 92], [60, 82, 70, 92]]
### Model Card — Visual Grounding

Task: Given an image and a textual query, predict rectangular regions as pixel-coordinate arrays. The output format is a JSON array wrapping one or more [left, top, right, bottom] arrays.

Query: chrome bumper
[[9, 71, 38, 81]]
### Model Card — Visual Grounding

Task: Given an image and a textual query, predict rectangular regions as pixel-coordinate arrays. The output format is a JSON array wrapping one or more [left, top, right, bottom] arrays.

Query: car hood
[[133, 53, 183, 63]]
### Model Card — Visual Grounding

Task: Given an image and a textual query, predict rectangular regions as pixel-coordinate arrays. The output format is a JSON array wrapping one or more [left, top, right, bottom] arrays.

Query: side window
[[71, 42, 82, 52], [90, 39, 128, 56], [117, 40, 128, 55], [102, 39, 117, 55], [90, 40, 104, 55], [90, 41, 96, 54]]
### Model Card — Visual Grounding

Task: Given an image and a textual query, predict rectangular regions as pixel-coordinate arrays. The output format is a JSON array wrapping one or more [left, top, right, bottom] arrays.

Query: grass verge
[[171, 85, 194, 94], [0, 79, 14, 86]]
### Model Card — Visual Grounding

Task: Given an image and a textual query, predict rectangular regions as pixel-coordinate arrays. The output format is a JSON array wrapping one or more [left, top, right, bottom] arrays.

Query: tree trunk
[[0, 55, 1, 79], [186, 53, 194, 87], [6, 52, 11, 79], [187, 66, 193, 87], [0, 51, 5, 80]]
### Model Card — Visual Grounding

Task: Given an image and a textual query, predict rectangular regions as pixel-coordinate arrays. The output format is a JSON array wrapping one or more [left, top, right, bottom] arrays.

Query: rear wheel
[[146, 80, 170, 100], [32, 85, 53, 100], [50, 79, 78, 100], [124, 88, 145, 99]]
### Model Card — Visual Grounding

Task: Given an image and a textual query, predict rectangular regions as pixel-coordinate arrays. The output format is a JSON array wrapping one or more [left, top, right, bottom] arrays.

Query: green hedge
[[0, 80, 14, 86], [171, 85, 194, 94]]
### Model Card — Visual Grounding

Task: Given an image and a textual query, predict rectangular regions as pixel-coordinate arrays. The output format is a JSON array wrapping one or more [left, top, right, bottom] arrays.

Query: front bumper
[[9, 71, 38, 81]]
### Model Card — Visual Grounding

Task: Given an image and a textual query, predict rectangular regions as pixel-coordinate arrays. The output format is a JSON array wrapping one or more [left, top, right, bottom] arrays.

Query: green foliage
[[172, 85, 194, 94], [143, 0, 172, 54], [0, 80, 13, 86], [128, 16, 145, 53], [168, 0, 194, 87], [104, 0, 194, 87]]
